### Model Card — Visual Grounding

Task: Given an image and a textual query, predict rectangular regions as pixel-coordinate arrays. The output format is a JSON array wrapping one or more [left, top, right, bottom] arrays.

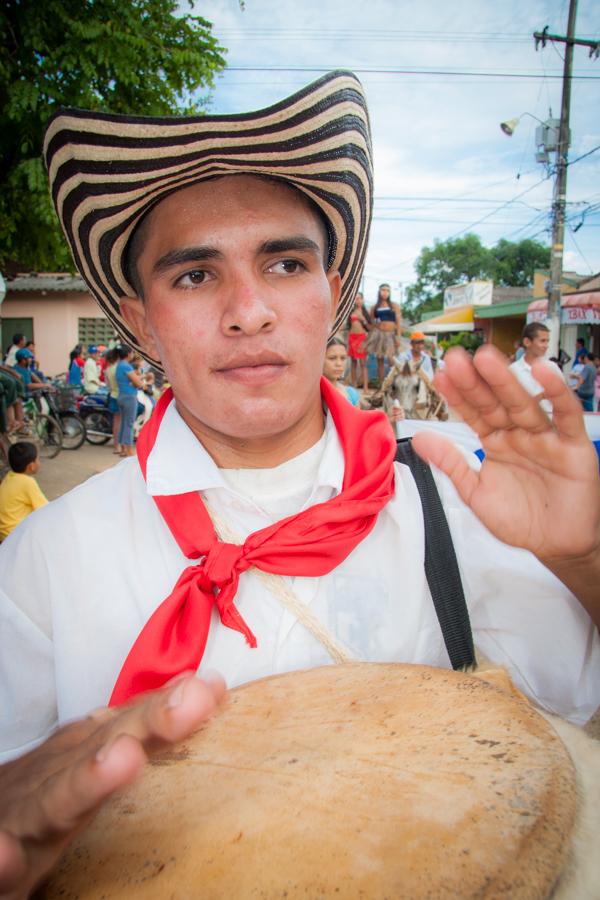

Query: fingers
[[33, 733, 147, 836], [530, 359, 588, 441], [438, 345, 551, 438], [411, 430, 479, 509], [110, 672, 225, 751], [0, 673, 227, 883]]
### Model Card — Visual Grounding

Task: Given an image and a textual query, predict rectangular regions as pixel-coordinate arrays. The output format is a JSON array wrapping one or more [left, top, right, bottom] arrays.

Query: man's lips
[[214, 354, 289, 385]]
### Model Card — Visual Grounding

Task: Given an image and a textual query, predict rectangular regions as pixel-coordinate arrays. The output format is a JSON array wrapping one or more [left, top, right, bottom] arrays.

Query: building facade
[[1, 274, 118, 376]]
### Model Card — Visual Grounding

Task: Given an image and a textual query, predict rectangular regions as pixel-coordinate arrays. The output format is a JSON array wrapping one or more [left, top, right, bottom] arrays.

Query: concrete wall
[[1, 292, 102, 376]]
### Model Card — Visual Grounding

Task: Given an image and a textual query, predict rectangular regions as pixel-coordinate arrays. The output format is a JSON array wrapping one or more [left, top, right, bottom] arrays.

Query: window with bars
[[78, 318, 118, 346]]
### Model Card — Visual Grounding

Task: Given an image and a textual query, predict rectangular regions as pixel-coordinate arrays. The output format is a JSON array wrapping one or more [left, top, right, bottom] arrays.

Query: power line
[[441, 176, 552, 240], [217, 28, 536, 42], [568, 144, 600, 166], [225, 65, 599, 81]]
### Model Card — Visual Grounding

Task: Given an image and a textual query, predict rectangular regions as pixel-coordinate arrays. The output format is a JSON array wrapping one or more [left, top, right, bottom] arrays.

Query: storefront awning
[[562, 291, 600, 308], [413, 305, 474, 334], [527, 291, 600, 325]]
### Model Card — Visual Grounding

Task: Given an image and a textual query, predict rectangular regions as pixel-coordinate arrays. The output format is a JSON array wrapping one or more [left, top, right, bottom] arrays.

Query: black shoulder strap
[[394, 438, 475, 671]]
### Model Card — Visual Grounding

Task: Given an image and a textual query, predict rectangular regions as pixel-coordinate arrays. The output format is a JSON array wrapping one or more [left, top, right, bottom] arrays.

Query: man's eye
[[269, 259, 305, 275], [176, 269, 207, 287]]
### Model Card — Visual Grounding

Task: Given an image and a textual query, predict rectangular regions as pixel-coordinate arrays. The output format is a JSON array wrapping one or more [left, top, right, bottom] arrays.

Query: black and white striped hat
[[44, 70, 373, 365]]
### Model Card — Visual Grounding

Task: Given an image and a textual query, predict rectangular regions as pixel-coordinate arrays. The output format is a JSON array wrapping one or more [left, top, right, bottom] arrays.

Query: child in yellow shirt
[[0, 442, 48, 540]]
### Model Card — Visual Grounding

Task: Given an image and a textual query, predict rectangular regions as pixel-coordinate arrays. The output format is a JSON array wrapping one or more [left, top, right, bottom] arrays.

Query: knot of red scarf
[[109, 378, 397, 706]]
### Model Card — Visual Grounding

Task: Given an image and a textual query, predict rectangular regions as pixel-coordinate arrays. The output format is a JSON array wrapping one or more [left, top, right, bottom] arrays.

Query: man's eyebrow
[[152, 246, 223, 275], [258, 237, 322, 256]]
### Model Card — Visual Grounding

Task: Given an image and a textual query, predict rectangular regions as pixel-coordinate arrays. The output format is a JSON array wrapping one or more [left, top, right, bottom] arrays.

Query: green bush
[[438, 332, 484, 354]]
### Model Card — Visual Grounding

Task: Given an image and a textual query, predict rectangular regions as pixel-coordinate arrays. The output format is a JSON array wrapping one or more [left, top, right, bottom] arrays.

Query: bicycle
[[0, 433, 9, 481], [10, 395, 63, 459], [46, 383, 86, 450]]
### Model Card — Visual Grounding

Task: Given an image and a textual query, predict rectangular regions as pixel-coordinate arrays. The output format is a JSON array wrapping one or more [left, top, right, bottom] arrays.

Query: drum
[[43, 663, 596, 899]]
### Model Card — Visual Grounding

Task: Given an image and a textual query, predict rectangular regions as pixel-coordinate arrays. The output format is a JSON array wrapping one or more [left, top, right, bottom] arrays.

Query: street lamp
[[500, 112, 565, 164]]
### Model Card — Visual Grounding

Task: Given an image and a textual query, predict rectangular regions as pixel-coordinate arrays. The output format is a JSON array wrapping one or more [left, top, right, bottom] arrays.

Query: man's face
[[524, 331, 550, 359], [120, 176, 341, 448], [411, 340, 424, 353]]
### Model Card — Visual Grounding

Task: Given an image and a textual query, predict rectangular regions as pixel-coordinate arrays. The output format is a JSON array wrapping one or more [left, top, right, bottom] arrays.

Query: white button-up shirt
[[509, 356, 564, 415], [1, 400, 598, 762]]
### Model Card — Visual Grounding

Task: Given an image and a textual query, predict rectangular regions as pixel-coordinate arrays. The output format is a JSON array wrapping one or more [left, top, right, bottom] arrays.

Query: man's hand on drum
[[0, 672, 225, 900], [411, 344, 600, 627]]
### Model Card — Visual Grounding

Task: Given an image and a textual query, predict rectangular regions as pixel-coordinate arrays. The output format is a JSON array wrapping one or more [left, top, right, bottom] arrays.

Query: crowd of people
[[66, 341, 161, 452], [508, 324, 600, 415], [323, 297, 600, 423], [0, 339, 171, 540], [324, 284, 448, 424]]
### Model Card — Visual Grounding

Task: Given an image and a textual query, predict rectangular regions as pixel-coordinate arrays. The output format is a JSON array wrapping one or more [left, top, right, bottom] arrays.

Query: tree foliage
[[0, 0, 226, 271], [404, 234, 550, 323]]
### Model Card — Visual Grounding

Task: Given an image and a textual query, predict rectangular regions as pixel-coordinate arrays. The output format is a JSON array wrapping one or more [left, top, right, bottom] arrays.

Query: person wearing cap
[[395, 332, 434, 381], [10, 349, 48, 396], [83, 345, 101, 394], [0, 72, 598, 893]]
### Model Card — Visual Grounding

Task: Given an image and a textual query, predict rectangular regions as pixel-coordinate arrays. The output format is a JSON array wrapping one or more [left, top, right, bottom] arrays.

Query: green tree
[[404, 234, 549, 323], [491, 238, 550, 287], [0, 0, 226, 271], [405, 234, 493, 322]]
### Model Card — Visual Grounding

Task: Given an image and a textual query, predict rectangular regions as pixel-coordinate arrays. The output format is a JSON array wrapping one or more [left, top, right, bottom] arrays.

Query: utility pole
[[533, 1, 599, 355]]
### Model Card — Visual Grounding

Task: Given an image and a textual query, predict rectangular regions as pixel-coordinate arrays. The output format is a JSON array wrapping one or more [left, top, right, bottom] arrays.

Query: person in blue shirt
[[12, 350, 48, 397], [574, 338, 587, 365], [115, 345, 146, 456], [68, 345, 84, 386]]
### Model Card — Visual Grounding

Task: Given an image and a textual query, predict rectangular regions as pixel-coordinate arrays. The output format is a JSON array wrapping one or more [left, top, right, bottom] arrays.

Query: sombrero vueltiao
[[44, 70, 373, 367]]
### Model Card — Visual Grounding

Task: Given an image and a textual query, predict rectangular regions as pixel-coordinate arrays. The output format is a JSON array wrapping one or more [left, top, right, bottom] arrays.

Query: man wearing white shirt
[[82, 345, 101, 394], [509, 322, 563, 415], [4, 333, 26, 367], [0, 72, 599, 894]]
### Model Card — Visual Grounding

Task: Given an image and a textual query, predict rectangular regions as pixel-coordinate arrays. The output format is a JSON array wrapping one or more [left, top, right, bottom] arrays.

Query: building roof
[[578, 272, 600, 291], [6, 273, 87, 293]]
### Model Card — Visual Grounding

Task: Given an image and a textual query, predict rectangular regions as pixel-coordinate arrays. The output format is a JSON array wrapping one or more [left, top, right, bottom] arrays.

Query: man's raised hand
[[411, 345, 600, 624]]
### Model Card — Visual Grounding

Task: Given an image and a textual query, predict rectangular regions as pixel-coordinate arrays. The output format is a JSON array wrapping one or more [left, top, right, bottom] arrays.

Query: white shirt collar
[[145, 397, 344, 498]]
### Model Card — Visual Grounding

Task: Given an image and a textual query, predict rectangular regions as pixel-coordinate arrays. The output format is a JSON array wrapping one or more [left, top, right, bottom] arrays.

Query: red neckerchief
[[109, 378, 396, 705]]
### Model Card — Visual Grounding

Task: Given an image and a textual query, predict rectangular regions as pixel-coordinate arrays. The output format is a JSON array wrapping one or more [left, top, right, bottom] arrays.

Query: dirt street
[[36, 441, 121, 501]]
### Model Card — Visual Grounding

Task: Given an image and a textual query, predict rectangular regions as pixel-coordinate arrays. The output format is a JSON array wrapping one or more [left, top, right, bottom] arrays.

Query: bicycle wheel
[[0, 437, 9, 481], [59, 413, 86, 450], [33, 414, 63, 459], [82, 411, 112, 445]]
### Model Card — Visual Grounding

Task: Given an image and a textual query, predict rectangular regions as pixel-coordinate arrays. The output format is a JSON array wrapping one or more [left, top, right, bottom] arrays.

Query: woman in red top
[[347, 292, 371, 392]]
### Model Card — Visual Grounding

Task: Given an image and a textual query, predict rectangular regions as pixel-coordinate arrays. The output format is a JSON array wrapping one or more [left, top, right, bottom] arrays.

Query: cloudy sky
[[193, 0, 600, 305]]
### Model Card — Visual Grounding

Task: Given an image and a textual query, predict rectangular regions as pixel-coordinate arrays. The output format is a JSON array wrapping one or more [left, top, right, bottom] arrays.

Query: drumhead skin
[[44, 664, 577, 899]]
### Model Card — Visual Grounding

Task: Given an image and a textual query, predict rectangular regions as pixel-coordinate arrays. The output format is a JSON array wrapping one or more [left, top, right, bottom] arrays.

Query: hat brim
[[44, 71, 373, 369]]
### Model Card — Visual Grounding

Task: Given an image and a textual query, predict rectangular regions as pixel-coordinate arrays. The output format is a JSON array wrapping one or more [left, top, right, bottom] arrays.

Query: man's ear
[[327, 269, 342, 326], [119, 297, 160, 360]]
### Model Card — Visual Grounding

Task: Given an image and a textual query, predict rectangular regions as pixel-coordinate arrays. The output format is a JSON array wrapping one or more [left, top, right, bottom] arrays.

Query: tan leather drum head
[[44, 664, 576, 899]]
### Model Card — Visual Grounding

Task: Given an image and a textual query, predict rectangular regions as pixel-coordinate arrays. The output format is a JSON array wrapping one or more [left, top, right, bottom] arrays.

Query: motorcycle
[[80, 389, 153, 445]]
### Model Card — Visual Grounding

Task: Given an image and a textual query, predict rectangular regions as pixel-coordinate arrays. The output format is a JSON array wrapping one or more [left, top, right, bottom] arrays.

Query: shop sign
[[560, 306, 600, 325]]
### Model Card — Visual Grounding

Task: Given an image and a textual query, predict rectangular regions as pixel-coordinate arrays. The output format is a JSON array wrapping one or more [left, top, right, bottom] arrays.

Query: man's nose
[[221, 278, 276, 336]]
